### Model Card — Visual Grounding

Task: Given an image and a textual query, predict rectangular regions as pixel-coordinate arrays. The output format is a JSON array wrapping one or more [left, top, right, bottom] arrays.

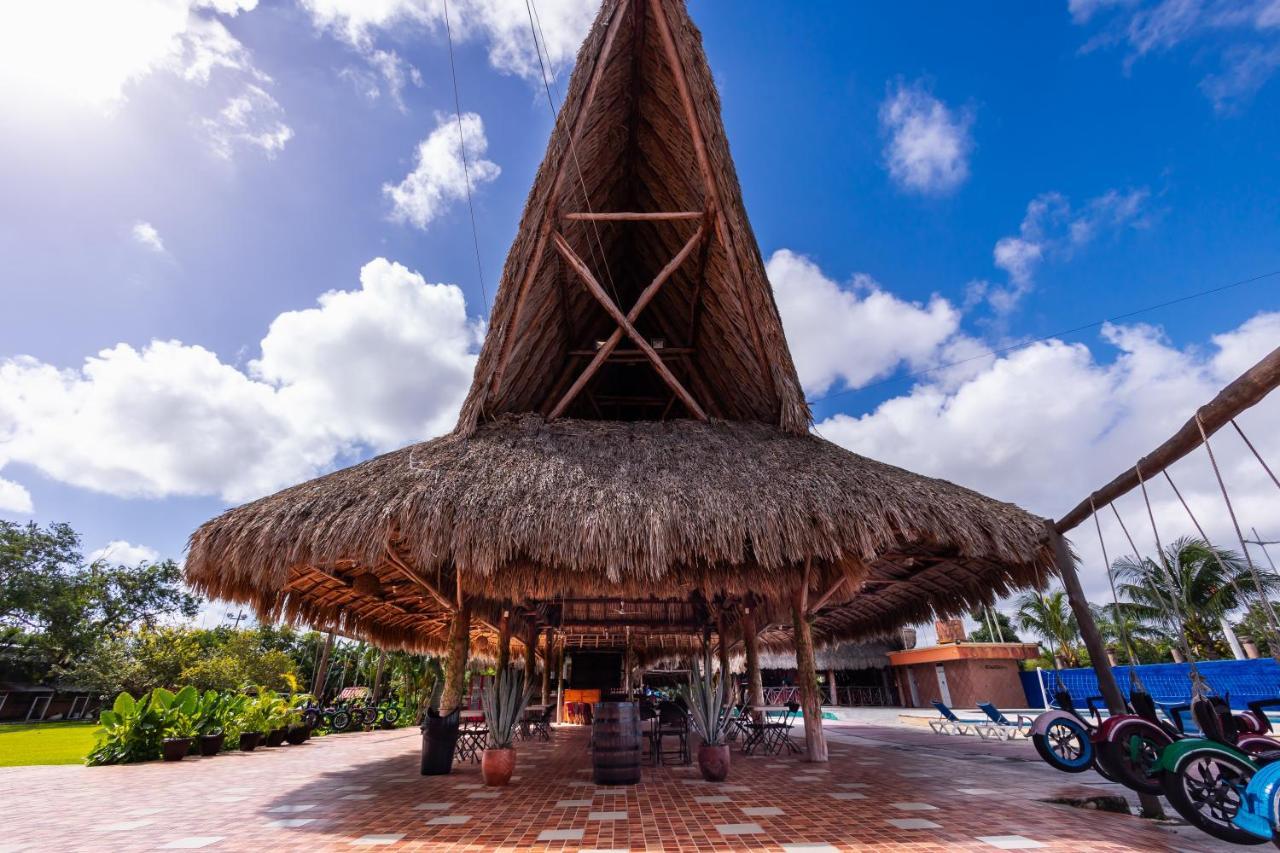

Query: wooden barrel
[[591, 701, 642, 785]]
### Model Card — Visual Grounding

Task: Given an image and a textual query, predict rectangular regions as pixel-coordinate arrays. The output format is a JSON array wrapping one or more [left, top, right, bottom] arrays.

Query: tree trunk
[[827, 669, 839, 706], [554, 640, 565, 724], [741, 603, 765, 709], [523, 623, 538, 683], [791, 558, 828, 762], [440, 598, 471, 711], [311, 631, 335, 699], [716, 611, 733, 707], [496, 610, 512, 677], [1049, 523, 1163, 819], [371, 650, 387, 703]]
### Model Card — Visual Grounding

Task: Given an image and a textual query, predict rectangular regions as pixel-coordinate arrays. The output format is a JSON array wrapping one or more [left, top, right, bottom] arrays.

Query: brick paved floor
[[0, 722, 1233, 851]]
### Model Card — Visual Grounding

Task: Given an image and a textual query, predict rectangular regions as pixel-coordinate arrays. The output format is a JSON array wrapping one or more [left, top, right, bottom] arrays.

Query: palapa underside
[[186, 0, 1057, 662]]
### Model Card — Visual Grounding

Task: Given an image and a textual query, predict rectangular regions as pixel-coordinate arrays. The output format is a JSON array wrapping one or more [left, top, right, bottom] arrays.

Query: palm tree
[[1112, 536, 1280, 660], [1091, 602, 1163, 664], [1015, 589, 1082, 666]]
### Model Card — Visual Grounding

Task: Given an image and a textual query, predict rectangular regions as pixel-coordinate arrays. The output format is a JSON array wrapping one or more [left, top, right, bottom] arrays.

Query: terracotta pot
[[265, 728, 288, 747], [162, 737, 194, 762], [239, 731, 263, 752], [481, 747, 516, 786], [198, 733, 225, 756], [697, 743, 730, 782]]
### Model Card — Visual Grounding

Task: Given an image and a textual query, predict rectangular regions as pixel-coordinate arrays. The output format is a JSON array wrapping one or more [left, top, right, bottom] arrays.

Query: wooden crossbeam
[[807, 575, 848, 616], [563, 211, 702, 221], [550, 230, 707, 420], [383, 545, 456, 614]]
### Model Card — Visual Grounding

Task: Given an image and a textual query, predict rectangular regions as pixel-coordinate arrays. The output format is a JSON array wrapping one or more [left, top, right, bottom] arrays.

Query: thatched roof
[[457, 0, 809, 434], [186, 0, 1056, 659], [743, 641, 897, 673]]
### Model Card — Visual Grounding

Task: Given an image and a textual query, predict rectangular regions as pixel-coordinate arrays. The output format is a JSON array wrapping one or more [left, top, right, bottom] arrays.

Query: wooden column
[[523, 623, 538, 681], [741, 602, 765, 709], [371, 650, 387, 702], [440, 597, 472, 711], [791, 558, 828, 762], [554, 641, 566, 724], [716, 611, 733, 707], [311, 631, 335, 699], [827, 669, 839, 706], [496, 609, 512, 677], [541, 626, 554, 706], [1048, 523, 1163, 818]]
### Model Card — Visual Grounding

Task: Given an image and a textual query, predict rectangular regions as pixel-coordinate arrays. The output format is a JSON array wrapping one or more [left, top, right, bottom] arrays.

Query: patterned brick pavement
[[0, 722, 1231, 851]]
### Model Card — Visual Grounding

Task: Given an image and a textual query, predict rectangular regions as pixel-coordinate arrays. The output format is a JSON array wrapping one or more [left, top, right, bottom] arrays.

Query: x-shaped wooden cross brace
[[549, 225, 708, 420]]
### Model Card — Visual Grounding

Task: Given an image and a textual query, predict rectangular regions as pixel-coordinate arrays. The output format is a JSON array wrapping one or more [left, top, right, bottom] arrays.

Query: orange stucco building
[[888, 641, 1041, 709]]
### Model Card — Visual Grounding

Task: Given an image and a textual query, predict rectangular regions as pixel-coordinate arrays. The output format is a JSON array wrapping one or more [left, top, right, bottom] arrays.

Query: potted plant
[[88, 690, 163, 766], [195, 690, 228, 756], [285, 693, 312, 744], [420, 675, 460, 775], [678, 653, 731, 782], [239, 691, 269, 751], [156, 686, 200, 762], [479, 670, 533, 786]]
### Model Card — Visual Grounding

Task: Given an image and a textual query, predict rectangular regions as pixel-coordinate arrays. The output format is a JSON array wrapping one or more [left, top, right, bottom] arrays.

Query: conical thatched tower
[[188, 0, 1056, 760]]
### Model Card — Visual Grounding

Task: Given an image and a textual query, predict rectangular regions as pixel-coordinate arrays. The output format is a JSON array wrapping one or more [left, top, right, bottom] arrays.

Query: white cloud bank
[[385, 112, 500, 230], [300, 0, 600, 84], [88, 540, 161, 565], [878, 79, 974, 196], [767, 249, 961, 397], [0, 477, 34, 515], [0, 258, 479, 504]]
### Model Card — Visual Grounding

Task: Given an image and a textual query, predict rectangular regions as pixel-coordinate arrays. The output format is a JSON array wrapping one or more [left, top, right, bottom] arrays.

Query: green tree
[[967, 608, 1021, 643], [1015, 589, 1082, 666], [1, 521, 199, 670], [1091, 602, 1165, 664], [1112, 536, 1278, 660]]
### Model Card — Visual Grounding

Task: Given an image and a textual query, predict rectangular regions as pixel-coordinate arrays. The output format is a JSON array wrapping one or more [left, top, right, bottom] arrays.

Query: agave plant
[[678, 651, 729, 747], [480, 670, 533, 749]]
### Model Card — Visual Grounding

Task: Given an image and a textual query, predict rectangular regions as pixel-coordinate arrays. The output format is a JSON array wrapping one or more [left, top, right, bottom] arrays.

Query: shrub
[[88, 692, 164, 766]]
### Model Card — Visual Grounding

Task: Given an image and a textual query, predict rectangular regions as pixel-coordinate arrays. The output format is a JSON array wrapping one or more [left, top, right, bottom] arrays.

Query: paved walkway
[[0, 722, 1231, 851]]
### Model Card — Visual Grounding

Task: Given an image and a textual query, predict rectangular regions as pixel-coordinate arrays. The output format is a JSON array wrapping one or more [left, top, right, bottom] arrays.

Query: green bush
[[88, 692, 164, 766]]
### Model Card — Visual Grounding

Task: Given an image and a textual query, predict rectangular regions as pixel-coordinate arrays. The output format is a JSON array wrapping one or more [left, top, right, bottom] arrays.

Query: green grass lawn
[[0, 722, 97, 766]]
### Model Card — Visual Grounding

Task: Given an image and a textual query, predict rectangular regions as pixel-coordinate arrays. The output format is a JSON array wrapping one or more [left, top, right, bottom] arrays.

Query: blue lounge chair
[[928, 700, 982, 735], [975, 701, 1033, 741]]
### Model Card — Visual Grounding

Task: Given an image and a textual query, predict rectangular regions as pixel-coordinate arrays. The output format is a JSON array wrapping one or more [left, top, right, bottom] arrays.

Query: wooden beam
[[549, 225, 704, 418], [790, 557, 827, 762], [562, 210, 703, 221], [551, 231, 707, 419], [567, 347, 692, 359], [1057, 344, 1280, 533], [807, 575, 847, 616], [740, 600, 765, 709], [647, 0, 777, 409], [485, 0, 631, 408], [383, 545, 456, 614]]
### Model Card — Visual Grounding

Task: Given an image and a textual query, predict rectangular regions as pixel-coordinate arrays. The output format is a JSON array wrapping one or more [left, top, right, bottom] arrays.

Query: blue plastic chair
[[975, 701, 1033, 741], [928, 700, 982, 735]]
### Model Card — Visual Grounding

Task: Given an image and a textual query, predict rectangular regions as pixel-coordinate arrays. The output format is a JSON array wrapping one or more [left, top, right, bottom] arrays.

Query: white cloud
[[88, 540, 161, 565], [878, 79, 974, 196], [766, 250, 961, 397], [299, 0, 599, 84], [384, 112, 500, 230], [131, 221, 166, 253], [983, 188, 1149, 315], [0, 477, 34, 515], [0, 258, 479, 504], [818, 310, 1280, 604], [1073, 0, 1280, 111], [204, 84, 293, 159], [340, 49, 422, 110], [0, 0, 261, 110]]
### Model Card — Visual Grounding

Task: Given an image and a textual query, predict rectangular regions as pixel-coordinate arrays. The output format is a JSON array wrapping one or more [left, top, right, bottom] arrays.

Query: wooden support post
[[312, 631, 335, 699], [741, 603, 765, 709], [371, 650, 387, 703], [827, 669, 839, 706], [554, 641, 566, 724], [716, 611, 733, 707], [541, 626, 554, 706], [496, 609, 512, 677], [523, 623, 538, 680], [791, 558, 828, 762], [440, 597, 471, 711], [1048, 522, 1163, 818]]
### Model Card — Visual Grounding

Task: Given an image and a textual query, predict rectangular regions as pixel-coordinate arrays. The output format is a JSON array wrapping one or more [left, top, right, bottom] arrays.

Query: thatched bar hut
[[188, 0, 1070, 762]]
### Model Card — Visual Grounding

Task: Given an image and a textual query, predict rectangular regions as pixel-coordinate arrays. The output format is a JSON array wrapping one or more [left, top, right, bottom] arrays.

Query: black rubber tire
[[330, 710, 352, 732], [1095, 727, 1171, 795], [1032, 718, 1093, 773], [1161, 749, 1265, 845], [382, 707, 400, 725]]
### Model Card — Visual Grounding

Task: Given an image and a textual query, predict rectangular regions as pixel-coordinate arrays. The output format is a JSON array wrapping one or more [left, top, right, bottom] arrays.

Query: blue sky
[[2, 0, 1278, 631]]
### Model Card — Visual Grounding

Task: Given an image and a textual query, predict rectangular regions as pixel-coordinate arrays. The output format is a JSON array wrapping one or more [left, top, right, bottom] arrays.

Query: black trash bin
[[420, 707, 461, 775]]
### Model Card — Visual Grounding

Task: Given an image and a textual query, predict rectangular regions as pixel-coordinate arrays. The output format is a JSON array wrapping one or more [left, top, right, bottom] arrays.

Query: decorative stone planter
[[697, 743, 730, 782], [162, 737, 194, 762], [482, 747, 516, 786]]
